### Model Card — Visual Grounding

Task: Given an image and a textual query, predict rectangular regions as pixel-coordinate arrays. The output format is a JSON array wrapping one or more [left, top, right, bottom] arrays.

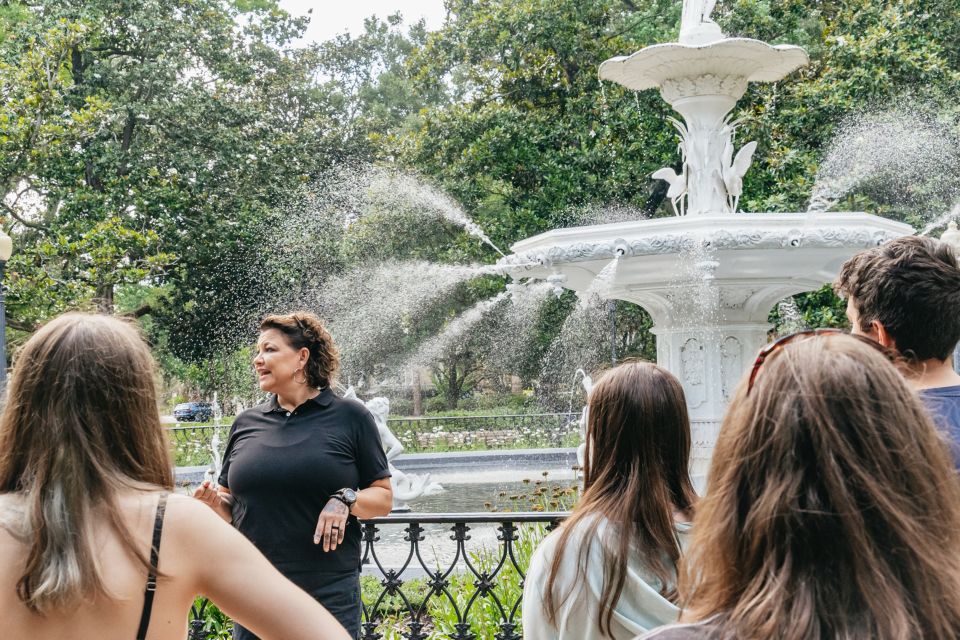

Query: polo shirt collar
[[260, 387, 335, 412], [311, 387, 335, 407]]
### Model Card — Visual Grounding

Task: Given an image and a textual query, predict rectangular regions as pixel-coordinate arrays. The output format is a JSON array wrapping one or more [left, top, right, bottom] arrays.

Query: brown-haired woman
[[643, 332, 960, 640], [0, 313, 350, 640], [522, 361, 697, 639], [194, 311, 392, 640]]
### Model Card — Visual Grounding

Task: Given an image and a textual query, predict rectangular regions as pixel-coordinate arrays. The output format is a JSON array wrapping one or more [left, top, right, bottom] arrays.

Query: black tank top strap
[[135, 492, 168, 640]]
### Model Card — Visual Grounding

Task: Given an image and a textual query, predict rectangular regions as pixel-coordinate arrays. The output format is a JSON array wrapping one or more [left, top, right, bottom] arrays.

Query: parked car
[[173, 402, 214, 422]]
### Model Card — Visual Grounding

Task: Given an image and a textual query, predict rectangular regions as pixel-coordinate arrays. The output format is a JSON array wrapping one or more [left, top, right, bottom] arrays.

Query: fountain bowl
[[498, 212, 912, 297], [598, 38, 810, 91]]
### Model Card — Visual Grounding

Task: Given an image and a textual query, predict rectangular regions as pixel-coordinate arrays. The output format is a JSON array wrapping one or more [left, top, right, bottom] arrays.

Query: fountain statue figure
[[203, 393, 226, 487], [497, 0, 914, 477], [364, 396, 444, 511], [342, 386, 444, 510], [599, 0, 808, 216], [680, 0, 722, 44]]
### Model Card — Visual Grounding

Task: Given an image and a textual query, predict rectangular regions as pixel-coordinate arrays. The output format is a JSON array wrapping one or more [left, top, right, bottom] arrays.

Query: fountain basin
[[499, 212, 910, 290], [497, 212, 913, 474]]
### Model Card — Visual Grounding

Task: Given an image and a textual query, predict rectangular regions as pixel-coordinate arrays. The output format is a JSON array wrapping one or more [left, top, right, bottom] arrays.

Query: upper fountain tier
[[598, 38, 808, 92], [599, 0, 808, 216]]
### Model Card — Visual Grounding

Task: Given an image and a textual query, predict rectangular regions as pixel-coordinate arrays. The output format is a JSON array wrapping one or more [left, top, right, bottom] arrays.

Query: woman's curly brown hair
[[259, 312, 340, 389]]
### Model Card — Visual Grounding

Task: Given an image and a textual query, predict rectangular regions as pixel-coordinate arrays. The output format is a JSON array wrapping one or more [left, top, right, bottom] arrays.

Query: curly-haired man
[[835, 235, 960, 464]]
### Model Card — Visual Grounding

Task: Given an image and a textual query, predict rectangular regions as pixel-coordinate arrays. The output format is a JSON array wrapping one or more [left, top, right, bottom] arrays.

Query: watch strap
[[331, 489, 356, 510]]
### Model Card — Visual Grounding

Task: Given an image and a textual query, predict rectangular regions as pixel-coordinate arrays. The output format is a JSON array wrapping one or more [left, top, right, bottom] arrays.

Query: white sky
[[277, 1, 448, 44]]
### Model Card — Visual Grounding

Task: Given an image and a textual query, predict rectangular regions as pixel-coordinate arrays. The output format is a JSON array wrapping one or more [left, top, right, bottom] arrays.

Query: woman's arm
[[352, 478, 392, 519], [171, 496, 350, 640], [314, 478, 393, 552]]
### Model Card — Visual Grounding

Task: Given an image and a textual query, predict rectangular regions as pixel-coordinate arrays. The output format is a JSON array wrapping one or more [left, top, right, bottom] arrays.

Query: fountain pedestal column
[[636, 285, 791, 478], [623, 272, 806, 477]]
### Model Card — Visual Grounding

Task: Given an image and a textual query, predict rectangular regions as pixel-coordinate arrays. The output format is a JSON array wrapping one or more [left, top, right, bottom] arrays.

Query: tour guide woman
[[195, 312, 392, 639]]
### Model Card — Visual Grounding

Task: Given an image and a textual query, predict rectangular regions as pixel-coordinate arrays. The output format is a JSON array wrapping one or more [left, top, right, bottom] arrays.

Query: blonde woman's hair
[[682, 333, 960, 639], [0, 313, 173, 612]]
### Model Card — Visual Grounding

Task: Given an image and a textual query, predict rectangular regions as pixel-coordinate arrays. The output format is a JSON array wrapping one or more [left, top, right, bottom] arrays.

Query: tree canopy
[[3, 0, 959, 404]]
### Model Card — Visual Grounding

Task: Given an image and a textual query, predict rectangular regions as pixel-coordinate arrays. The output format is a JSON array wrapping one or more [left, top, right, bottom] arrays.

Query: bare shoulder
[[161, 493, 238, 547], [164, 493, 228, 532]]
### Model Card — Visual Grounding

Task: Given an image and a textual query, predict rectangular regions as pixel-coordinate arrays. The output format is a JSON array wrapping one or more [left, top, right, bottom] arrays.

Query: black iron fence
[[385, 413, 579, 451], [167, 424, 230, 468], [186, 511, 569, 640], [167, 413, 581, 462]]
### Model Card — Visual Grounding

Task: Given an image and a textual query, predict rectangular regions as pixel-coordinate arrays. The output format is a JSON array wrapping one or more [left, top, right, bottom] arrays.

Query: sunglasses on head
[[747, 328, 898, 395]]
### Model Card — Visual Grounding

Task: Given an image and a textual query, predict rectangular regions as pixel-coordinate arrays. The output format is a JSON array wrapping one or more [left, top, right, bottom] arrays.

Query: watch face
[[343, 489, 357, 503]]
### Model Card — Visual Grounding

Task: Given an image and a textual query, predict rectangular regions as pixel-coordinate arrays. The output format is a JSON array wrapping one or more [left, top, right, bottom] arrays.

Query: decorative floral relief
[[681, 338, 706, 408], [720, 336, 742, 401], [660, 74, 748, 102]]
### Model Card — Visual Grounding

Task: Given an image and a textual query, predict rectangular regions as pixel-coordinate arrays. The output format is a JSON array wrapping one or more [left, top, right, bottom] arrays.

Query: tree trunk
[[444, 360, 460, 410], [95, 283, 114, 314], [412, 370, 422, 417]]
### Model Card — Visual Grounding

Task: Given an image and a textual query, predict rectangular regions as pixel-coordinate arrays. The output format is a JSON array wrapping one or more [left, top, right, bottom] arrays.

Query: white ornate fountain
[[497, 0, 913, 477]]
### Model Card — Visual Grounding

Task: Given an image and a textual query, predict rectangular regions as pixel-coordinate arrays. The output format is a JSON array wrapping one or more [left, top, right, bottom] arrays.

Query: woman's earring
[[293, 367, 308, 384]]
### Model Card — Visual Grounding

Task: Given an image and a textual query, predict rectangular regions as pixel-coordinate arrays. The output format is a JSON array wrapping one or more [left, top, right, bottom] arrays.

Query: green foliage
[[7, 0, 960, 388], [191, 597, 233, 639], [793, 285, 850, 330], [393, 0, 960, 333], [0, 0, 331, 355], [723, 0, 960, 215], [401, 0, 684, 248]]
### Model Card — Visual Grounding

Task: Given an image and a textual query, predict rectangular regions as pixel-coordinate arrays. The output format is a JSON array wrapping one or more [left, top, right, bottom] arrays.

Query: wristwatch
[[331, 488, 358, 511]]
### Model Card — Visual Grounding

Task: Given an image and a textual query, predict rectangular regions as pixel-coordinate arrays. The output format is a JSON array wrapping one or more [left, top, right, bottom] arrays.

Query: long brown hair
[[0, 313, 173, 612], [682, 333, 960, 639], [545, 361, 697, 635]]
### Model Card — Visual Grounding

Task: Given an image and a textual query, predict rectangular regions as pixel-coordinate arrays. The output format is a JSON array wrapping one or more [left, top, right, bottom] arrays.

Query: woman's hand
[[314, 498, 349, 552], [193, 480, 233, 523]]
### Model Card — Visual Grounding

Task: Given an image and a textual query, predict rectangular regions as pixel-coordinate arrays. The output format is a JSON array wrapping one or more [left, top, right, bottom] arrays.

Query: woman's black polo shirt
[[218, 388, 390, 573]]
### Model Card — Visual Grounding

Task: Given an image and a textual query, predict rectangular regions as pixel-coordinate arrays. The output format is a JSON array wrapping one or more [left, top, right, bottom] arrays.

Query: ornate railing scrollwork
[[359, 512, 567, 640], [185, 512, 569, 640]]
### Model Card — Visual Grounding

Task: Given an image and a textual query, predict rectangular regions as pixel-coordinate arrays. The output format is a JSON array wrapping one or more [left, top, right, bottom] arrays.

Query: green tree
[[0, 1, 333, 362]]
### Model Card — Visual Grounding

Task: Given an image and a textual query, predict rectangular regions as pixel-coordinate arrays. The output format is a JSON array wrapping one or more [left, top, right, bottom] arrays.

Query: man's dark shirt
[[921, 384, 960, 470], [218, 388, 390, 573]]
